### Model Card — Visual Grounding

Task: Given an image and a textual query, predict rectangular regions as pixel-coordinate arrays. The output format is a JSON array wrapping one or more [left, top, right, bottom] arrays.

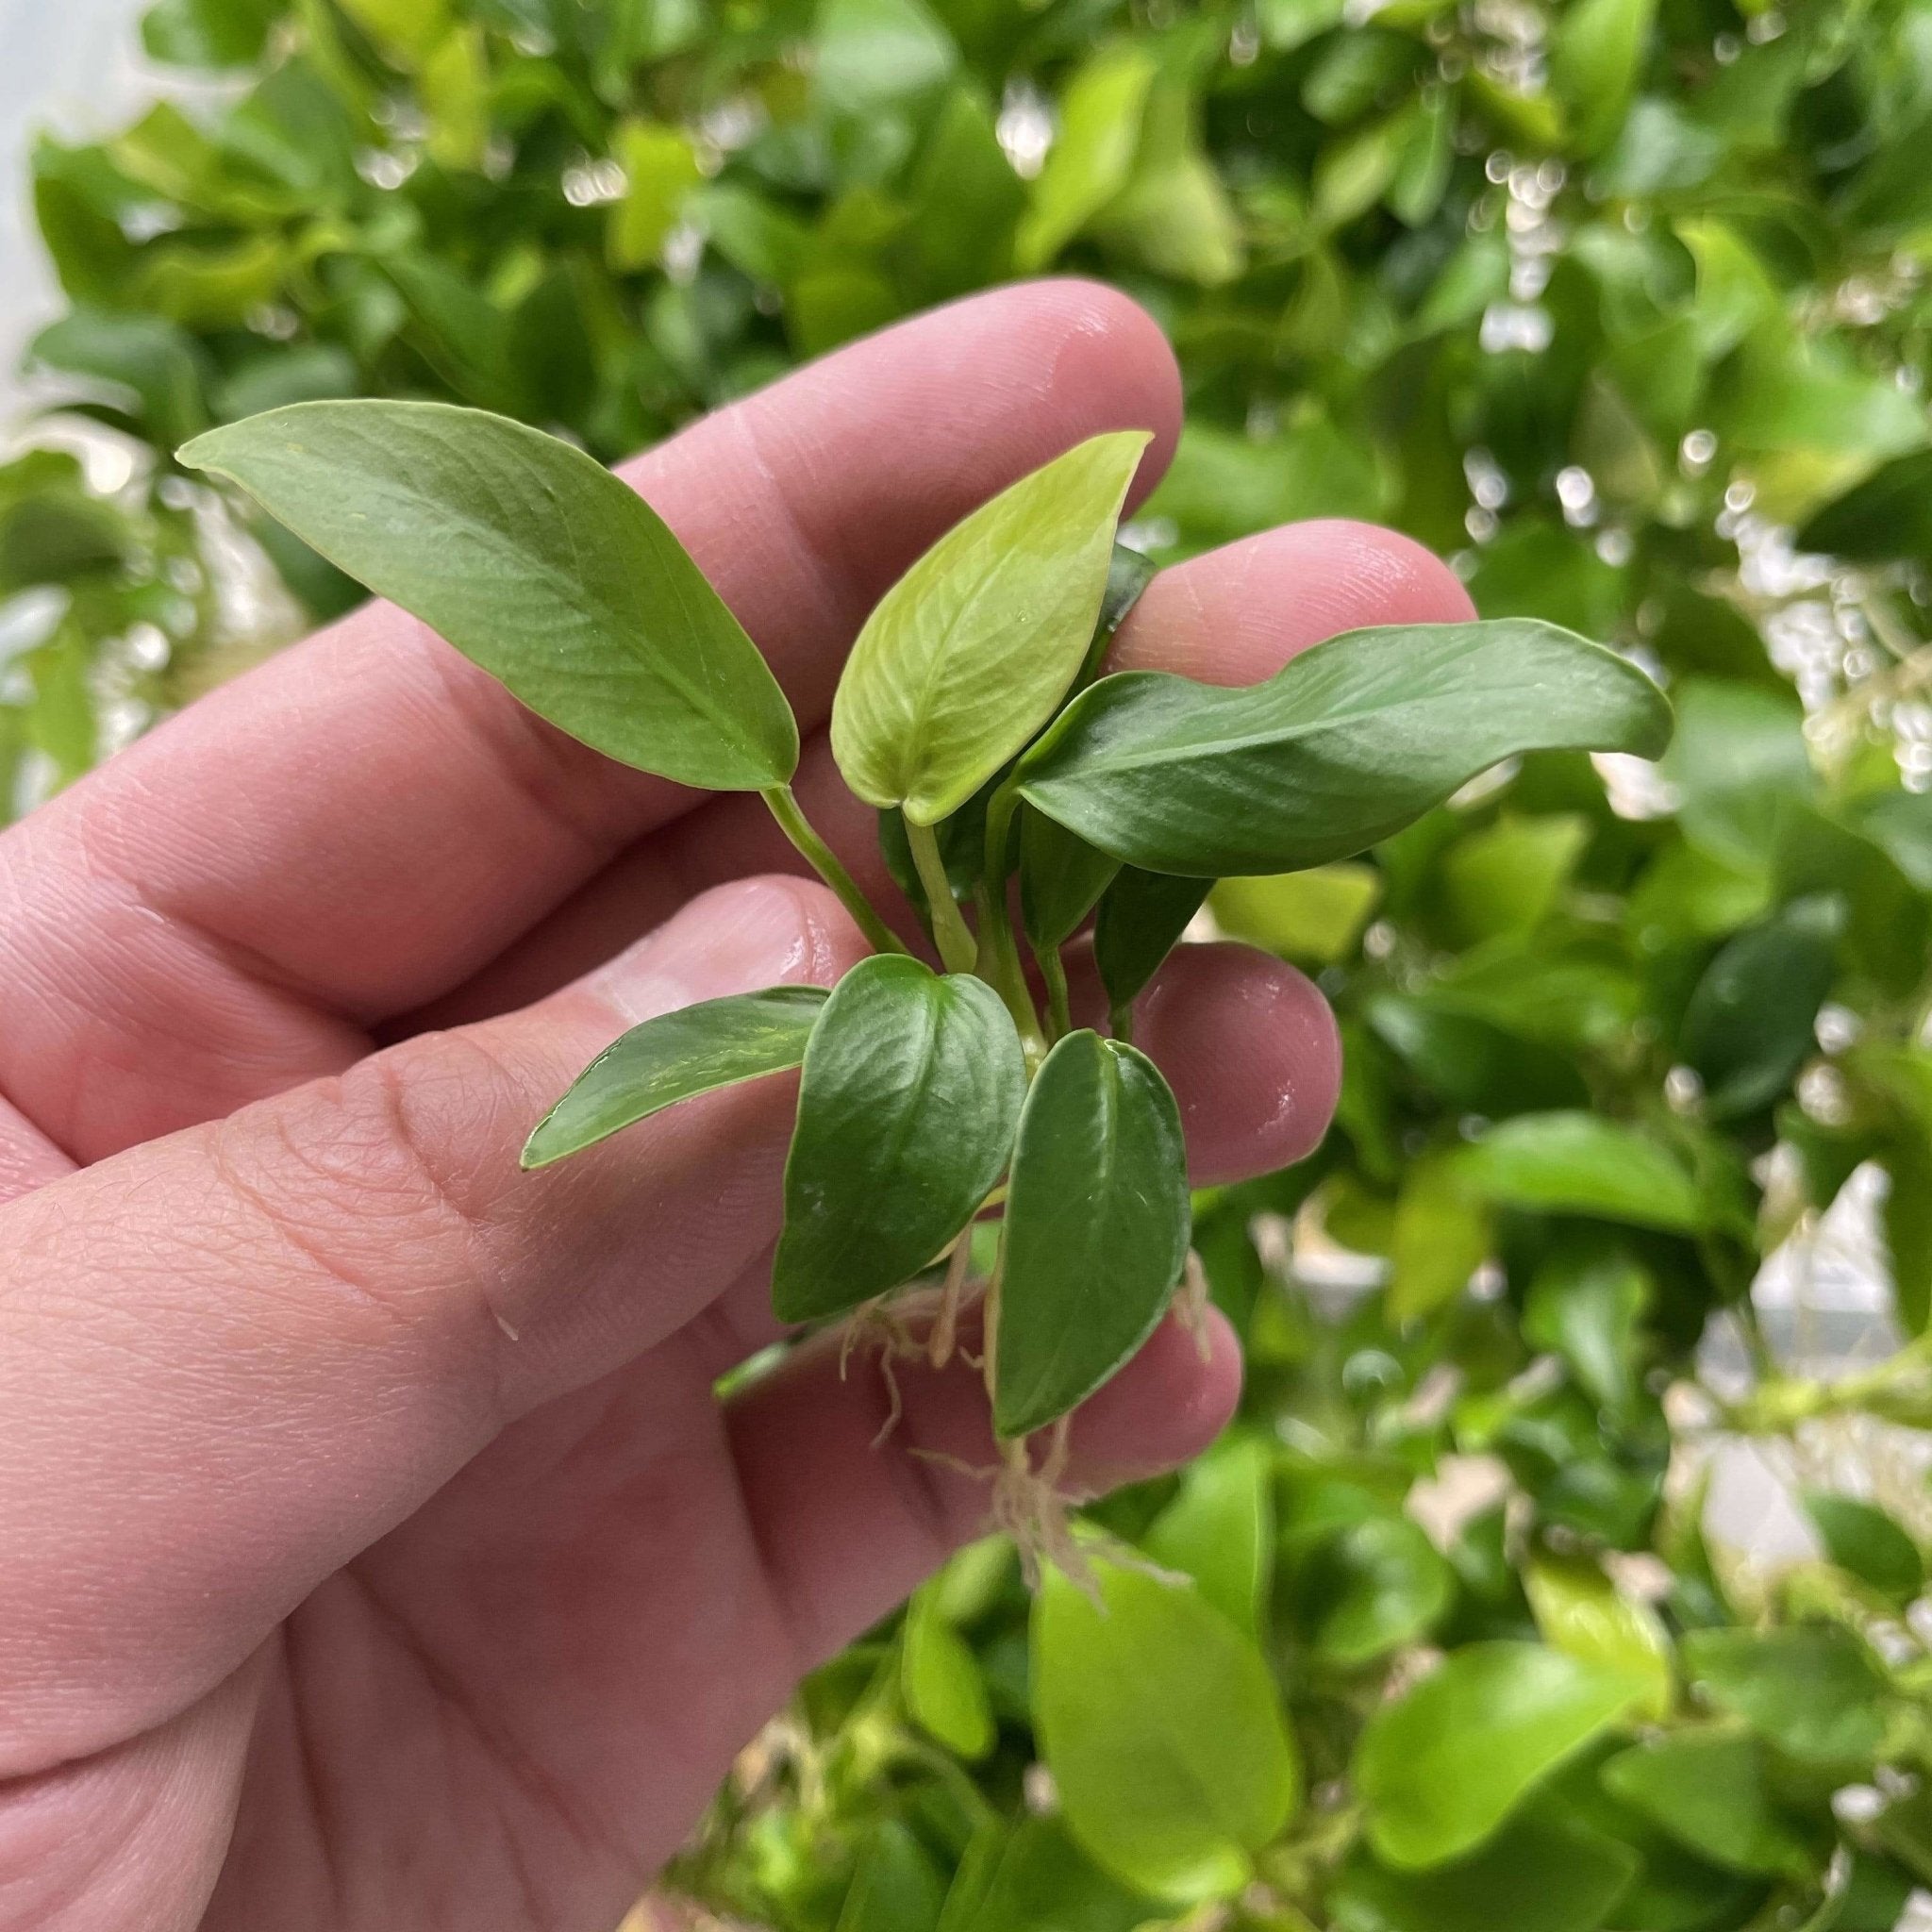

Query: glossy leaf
[[1357, 1641, 1646, 1868], [1092, 868, 1209, 1018], [831, 431, 1150, 825], [1458, 1113, 1705, 1233], [994, 1030, 1190, 1438], [1020, 810, 1120, 952], [1681, 1625, 1890, 1768], [774, 957, 1025, 1322], [1014, 45, 1158, 271], [522, 986, 827, 1168], [179, 402, 799, 791], [1018, 620, 1672, 877], [1032, 1555, 1299, 1904]]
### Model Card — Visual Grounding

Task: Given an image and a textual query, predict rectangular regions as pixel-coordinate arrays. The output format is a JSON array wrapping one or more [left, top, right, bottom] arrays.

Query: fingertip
[[1021, 276, 1184, 501], [1135, 941, 1341, 1183], [1111, 518, 1476, 686], [1064, 1307, 1243, 1490]]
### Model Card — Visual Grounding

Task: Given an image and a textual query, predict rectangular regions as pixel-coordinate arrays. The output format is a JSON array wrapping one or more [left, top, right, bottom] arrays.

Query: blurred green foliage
[[9, 0, 1932, 1924]]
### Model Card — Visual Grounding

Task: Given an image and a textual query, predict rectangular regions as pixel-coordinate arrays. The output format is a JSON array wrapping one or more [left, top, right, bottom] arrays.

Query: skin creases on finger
[[0, 876, 868, 1770]]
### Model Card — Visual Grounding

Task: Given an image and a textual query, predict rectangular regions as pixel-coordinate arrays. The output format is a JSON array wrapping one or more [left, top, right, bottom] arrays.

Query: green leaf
[[1659, 679, 1813, 871], [1600, 1733, 1814, 1876], [1680, 896, 1841, 1119], [1798, 449, 1932, 566], [774, 957, 1025, 1323], [608, 120, 702, 270], [142, 0, 279, 66], [1331, 1806, 1641, 1932], [1210, 864, 1381, 966], [1015, 44, 1159, 272], [179, 402, 799, 791], [816, 0, 958, 111], [994, 1031, 1190, 1437], [1142, 1435, 1274, 1637], [1524, 1556, 1673, 1721], [1093, 868, 1209, 1019], [27, 307, 210, 449], [1522, 1244, 1651, 1411], [1018, 621, 1672, 877], [1458, 1113, 1705, 1232], [1681, 1626, 1890, 1769], [523, 986, 827, 1168], [338, 0, 448, 64], [1439, 814, 1591, 946], [1032, 1555, 1299, 1904], [938, 1817, 1158, 1932], [831, 431, 1149, 825], [421, 24, 490, 171], [1299, 1514, 1455, 1666], [1387, 1153, 1491, 1323], [1020, 810, 1120, 952], [1549, 0, 1657, 155], [838, 1819, 947, 1932], [1804, 1492, 1924, 1607], [902, 1584, 996, 1760], [1357, 1642, 1646, 1868]]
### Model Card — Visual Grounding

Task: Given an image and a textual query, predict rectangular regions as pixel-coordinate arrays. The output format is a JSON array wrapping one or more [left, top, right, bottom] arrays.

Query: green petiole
[[760, 785, 908, 958]]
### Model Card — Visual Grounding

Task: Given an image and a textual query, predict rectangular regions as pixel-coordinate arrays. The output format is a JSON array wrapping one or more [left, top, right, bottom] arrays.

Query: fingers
[[1108, 518, 1478, 682], [0, 876, 866, 1771], [0, 282, 1181, 1160], [726, 1307, 1241, 1668], [423, 516, 1476, 1020]]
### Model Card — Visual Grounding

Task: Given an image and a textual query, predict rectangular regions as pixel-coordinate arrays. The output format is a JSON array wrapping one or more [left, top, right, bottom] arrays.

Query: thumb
[[0, 875, 864, 1774]]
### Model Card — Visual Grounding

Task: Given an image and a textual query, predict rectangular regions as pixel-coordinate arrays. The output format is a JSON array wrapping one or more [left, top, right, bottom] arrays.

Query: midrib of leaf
[[1050, 668, 1606, 781], [291, 423, 769, 760], [1021, 1047, 1123, 1402]]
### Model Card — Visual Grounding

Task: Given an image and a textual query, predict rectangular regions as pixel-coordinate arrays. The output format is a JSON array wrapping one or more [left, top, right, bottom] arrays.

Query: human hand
[[0, 282, 1472, 1931]]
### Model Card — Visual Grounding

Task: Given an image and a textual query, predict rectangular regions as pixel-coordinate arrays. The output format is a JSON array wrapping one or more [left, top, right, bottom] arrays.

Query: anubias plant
[[179, 398, 1671, 1519]]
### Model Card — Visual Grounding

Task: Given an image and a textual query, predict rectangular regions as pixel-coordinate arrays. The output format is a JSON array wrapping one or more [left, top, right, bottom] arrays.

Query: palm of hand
[[0, 286, 1465, 1931]]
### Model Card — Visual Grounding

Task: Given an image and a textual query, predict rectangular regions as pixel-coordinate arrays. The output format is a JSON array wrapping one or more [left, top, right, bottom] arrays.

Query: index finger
[[0, 283, 1180, 1159]]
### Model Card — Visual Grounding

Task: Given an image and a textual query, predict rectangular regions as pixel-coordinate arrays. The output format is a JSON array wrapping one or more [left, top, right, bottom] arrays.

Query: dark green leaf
[[1092, 869, 1209, 1018], [1798, 450, 1932, 565], [1298, 1514, 1454, 1665], [1020, 810, 1120, 952], [775, 957, 1025, 1322], [523, 986, 827, 1168], [994, 1030, 1190, 1437], [180, 401, 800, 791], [1018, 621, 1671, 877], [1803, 1492, 1924, 1606]]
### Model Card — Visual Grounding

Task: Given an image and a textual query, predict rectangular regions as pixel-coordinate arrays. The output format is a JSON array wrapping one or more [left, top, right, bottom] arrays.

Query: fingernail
[[587, 877, 846, 1026]]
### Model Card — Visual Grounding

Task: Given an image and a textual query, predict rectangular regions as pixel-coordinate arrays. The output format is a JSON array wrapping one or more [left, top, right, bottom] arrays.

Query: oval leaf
[[1681, 1625, 1890, 1768], [994, 1030, 1191, 1437], [179, 400, 799, 790], [1017, 619, 1673, 876], [1457, 1112, 1706, 1232], [1032, 1555, 1299, 1904], [522, 985, 827, 1168], [774, 957, 1025, 1323], [831, 430, 1151, 825], [1356, 1641, 1645, 1868], [902, 1585, 996, 1761]]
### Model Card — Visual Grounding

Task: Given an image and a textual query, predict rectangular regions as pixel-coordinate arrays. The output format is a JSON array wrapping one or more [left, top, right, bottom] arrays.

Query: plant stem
[[760, 786, 907, 957], [974, 879, 1049, 1073], [1038, 942, 1073, 1041], [904, 817, 978, 974]]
